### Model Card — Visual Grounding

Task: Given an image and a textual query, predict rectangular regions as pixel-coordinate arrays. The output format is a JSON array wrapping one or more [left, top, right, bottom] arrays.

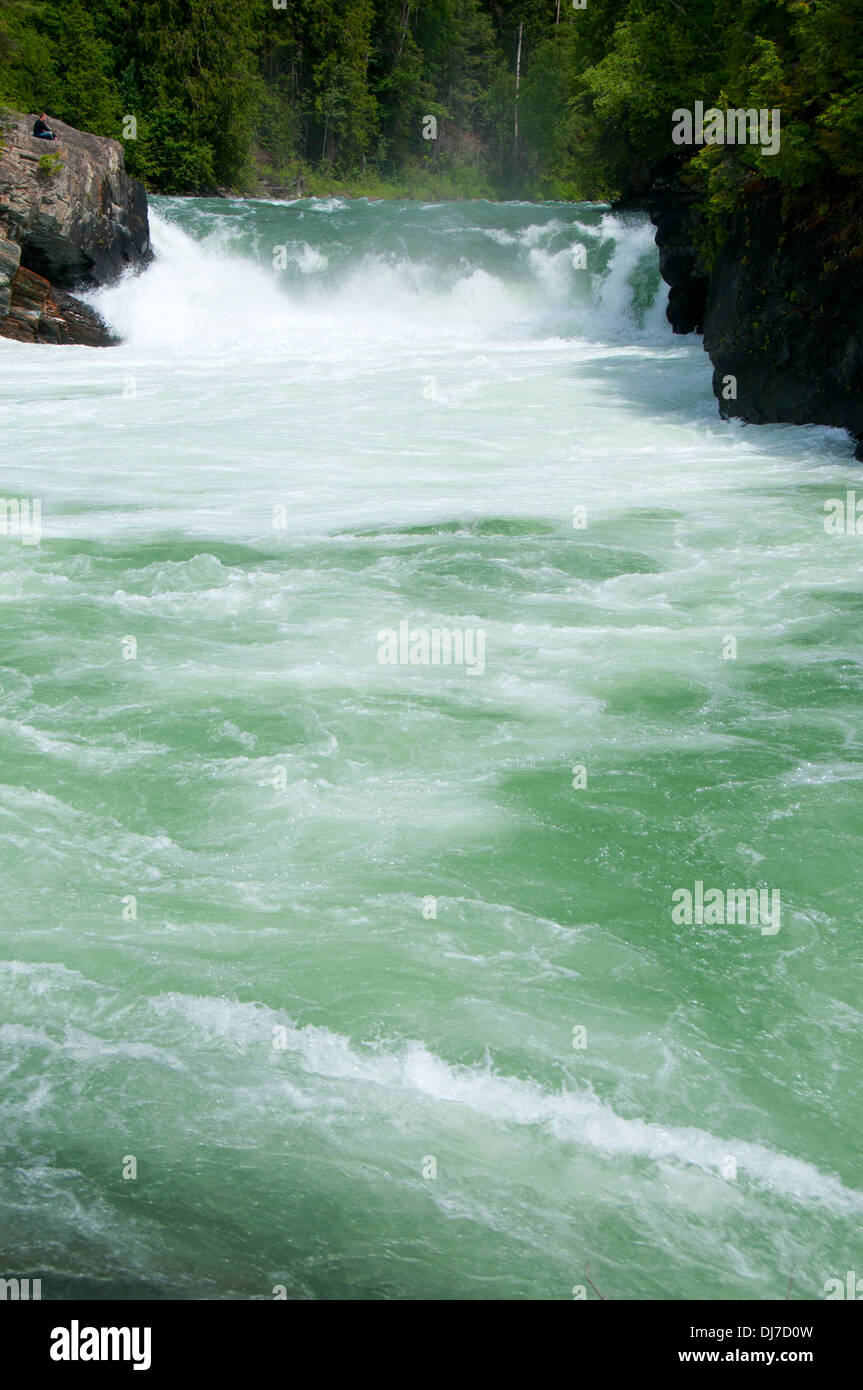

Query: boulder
[[0, 264, 119, 345], [0, 110, 151, 345], [0, 111, 151, 287]]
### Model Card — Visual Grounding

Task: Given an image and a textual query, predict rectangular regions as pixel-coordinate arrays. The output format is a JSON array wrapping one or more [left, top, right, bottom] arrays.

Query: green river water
[[0, 196, 860, 1299]]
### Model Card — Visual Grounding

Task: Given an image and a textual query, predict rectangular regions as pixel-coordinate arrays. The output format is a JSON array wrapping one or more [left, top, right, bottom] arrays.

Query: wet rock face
[[0, 112, 151, 289], [0, 231, 20, 317], [0, 111, 150, 345], [0, 261, 119, 345], [647, 169, 863, 457], [646, 174, 709, 336], [703, 182, 863, 458]]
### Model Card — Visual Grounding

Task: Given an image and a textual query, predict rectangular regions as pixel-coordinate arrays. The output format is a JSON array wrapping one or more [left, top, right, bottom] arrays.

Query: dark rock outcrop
[[647, 170, 863, 457], [0, 259, 119, 345], [702, 182, 863, 457], [644, 173, 709, 336], [0, 230, 19, 317], [0, 111, 150, 345]]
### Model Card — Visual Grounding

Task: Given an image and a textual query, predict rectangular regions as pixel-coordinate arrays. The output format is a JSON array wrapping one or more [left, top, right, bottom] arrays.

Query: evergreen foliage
[[0, 0, 860, 211]]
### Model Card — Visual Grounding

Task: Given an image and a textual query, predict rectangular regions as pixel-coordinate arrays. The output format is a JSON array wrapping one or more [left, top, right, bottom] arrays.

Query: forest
[[1, 0, 862, 216]]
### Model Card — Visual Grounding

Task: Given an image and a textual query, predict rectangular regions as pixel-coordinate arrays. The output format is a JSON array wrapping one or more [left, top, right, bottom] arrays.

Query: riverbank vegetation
[[0, 0, 861, 213]]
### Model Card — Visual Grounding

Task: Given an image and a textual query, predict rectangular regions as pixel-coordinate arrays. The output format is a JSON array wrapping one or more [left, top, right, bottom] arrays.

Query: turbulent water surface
[[1, 197, 861, 1300]]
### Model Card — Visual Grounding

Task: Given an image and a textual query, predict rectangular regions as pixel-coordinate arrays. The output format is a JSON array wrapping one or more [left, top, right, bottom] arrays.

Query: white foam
[[154, 991, 863, 1213], [87, 205, 670, 352]]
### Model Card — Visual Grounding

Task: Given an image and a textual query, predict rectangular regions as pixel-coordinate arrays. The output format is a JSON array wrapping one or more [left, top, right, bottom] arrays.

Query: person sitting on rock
[[32, 113, 57, 141]]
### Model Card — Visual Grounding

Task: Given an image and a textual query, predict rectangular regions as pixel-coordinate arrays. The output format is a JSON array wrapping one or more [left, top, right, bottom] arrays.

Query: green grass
[[253, 155, 499, 203]]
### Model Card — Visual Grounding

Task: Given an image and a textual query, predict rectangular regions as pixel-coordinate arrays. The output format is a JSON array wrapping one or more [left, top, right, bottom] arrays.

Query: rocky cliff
[[646, 173, 863, 459], [0, 112, 151, 345]]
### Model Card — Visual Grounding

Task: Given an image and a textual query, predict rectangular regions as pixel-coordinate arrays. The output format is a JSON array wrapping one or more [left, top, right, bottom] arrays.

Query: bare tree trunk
[[556, 0, 561, 25], [513, 19, 523, 163], [395, 3, 411, 64]]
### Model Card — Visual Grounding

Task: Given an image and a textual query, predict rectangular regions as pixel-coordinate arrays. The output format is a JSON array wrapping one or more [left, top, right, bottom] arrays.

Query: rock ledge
[[0, 111, 150, 345]]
